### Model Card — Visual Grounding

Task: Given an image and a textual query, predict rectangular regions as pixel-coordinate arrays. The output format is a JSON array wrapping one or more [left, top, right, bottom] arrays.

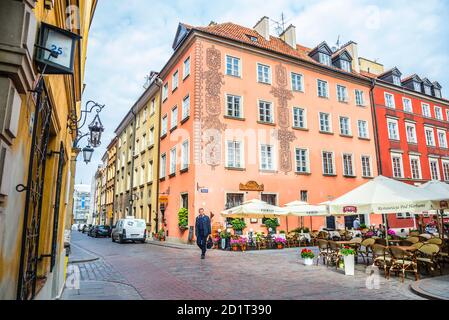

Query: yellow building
[[114, 80, 161, 234], [106, 137, 117, 226], [0, 0, 97, 300]]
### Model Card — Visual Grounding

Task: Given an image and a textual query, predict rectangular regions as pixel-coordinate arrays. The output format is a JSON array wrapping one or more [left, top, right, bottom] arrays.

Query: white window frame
[[358, 120, 369, 139], [387, 118, 400, 140], [295, 148, 310, 174], [361, 155, 373, 178], [340, 60, 351, 72], [422, 103, 431, 118], [429, 158, 441, 181], [342, 153, 355, 177], [291, 72, 304, 92], [317, 79, 329, 98], [435, 106, 443, 120], [392, 75, 401, 86], [337, 85, 348, 103], [402, 97, 413, 113], [181, 140, 190, 170], [437, 129, 448, 148], [182, 94, 190, 120], [183, 56, 191, 79], [257, 63, 272, 84], [384, 92, 395, 109], [355, 90, 365, 106], [293, 107, 307, 129], [171, 106, 178, 129], [442, 160, 449, 181], [226, 140, 244, 169], [425, 127, 436, 146], [147, 161, 153, 183], [149, 127, 154, 147], [409, 155, 422, 180], [161, 115, 168, 136], [319, 112, 332, 133], [319, 52, 331, 66], [258, 100, 274, 123], [339, 116, 352, 136], [226, 94, 243, 118], [391, 153, 404, 178], [170, 147, 177, 175], [160, 153, 167, 178], [162, 83, 168, 101], [322, 151, 336, 176], [226, 55, 241, 77], [405, 122, 417, 144], [260, 144, 275, 171], [172, 70, 179, 91]]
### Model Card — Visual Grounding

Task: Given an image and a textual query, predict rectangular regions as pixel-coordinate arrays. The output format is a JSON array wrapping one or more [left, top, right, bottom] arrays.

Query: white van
[[112, 218, 147, 243]]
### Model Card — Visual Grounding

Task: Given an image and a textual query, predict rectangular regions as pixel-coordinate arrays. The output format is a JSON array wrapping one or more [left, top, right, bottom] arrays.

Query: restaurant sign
[[343, 206, 358, 214], [239, 181, 264, 192]]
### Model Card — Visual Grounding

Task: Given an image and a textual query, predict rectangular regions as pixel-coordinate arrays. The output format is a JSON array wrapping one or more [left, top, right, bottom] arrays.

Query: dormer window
[[392, 75, 401, 86], [424, 85, 432, 95], [319, 52, 331, 66], [340, 60, 351, 72], [434, 89, 442, 98], [413, 82, 421, 92]]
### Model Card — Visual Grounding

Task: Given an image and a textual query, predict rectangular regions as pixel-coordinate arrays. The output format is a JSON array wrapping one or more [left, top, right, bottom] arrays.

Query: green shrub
[[178, 208, 189, 230], [231, 219, 247, 231], [263, 218, 280, 232]]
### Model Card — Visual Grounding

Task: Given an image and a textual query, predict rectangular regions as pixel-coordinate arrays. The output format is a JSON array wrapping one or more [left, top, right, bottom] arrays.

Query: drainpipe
[[154, 76, 163, 234], [128, 108, 137, 217], [369, 78, 383, 175]]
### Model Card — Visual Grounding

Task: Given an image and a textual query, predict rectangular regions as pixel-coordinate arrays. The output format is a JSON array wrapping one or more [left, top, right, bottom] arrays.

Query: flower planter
[[231, 246, 239, 252], [277, 244, 284, 249], [304, 258, 314, 266], [241, 245, 246, 252], [343, 255, 355, 276]]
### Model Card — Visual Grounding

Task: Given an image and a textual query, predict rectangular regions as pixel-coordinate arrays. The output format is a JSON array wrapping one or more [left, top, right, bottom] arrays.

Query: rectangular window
[[172, 70, 179, 91], [387, 119, 399, 140], [149, 127, 154, 146], [414, 82, 421, 92], [319, 53, 331, 66], [447, 110, 449, 122], [226, 94, 242, 118], [183, 57, 191, 79], [442, 161, 449, 181], [293, 107, 306, 129], [161, 115, 168, 136], [337, 85, 348, 102], [257, 63, 271, 84], [391, 154, 404, 178], [317, 80, 329, 98], [260, 145, 274, 171], [227, 141, 243, 168], [438, 130, 448, 148], [295, 148, 309, 173], [259, 101, 273, 123], [160, 154, 167, 178], [422, 103, 431, 117], [425, 127, 435, 146], [171, 106, 178, 129], [435, 89, 442, 98], [355, 90, 365, 106], [226, 193, 244, 210], [322, 151, 335, 175], [429, 159, 440, 180], [385, 93, 395, 108], [162, 83, 168, 101], [392, 76, 401, 86], [406, 123, 417, 144], [181, 140, 189, 170], [403, 98, 413, 113], [261, 194, 277, 206], [226, 55, 241, 77], [435, 107, 443, 120], [343, 154, 354, 177], [143, 108, 147, 122], [410, 156, 422, 180], [170, 147, 177, 175], [181, 94, 190, 120], [140, 166, 145, 186], [291, 73, 303, 92], [300, 190, 308, 202], [150, 98, 156, 115], [340, 117, 351, 136], [147, 161, 153, 183], [361, 156, 372, 178], [319, 112, 331, 133], [341, 60, 351, 72], [358, 120, 369, 139]]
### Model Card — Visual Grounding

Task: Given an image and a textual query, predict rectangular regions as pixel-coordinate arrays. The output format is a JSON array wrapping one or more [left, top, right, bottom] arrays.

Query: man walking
[[195, 208, 211, 259]]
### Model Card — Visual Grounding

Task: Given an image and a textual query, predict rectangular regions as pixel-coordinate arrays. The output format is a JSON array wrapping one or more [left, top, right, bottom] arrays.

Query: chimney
[[280, 24, 296, 49], [254, 16, 270, 41], [342, 41, 360, 73]]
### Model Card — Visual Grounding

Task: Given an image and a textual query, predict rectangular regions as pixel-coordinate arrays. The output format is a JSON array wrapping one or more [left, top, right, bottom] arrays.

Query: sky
[[76, 0, 449, 185]]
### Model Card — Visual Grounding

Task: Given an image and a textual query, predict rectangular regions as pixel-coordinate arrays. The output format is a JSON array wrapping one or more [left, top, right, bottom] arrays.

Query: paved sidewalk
[[411, 275, 449, 300], [146, 239, 197, 250], [62, 281, 142, 300], [69, 242, 99, 263]]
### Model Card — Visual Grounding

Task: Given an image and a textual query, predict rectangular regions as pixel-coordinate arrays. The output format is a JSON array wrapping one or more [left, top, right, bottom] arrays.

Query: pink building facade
[[158, 19, 382, 243]]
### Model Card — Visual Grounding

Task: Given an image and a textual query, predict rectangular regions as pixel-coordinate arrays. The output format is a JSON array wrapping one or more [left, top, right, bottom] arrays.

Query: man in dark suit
[[195, 208, 211, 259]]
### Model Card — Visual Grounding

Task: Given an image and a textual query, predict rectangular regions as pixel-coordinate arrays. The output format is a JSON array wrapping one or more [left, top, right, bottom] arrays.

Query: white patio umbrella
[[284, 200, 330, 230], [420, 181, 449, 239], [221, 199, 288, 219], [329, 176, 448, 216], [328, 176, 449, 245]]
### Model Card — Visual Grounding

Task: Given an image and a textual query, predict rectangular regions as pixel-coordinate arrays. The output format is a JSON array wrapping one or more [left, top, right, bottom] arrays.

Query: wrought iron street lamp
[[82, 145, 94, 164]]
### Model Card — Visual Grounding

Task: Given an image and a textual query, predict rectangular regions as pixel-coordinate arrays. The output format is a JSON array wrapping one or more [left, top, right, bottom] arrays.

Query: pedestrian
[[353, 217, 361, 230], [195, 208, 211, 260]]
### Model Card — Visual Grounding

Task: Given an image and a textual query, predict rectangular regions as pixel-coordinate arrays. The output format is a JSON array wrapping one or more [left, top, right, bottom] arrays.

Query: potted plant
[[230, 239, 239, 251], [301, 249, 315, 266], [178, 208, 189, 231], [231, 219, 247, 236], [340, 247, 356, 276], [274, 237, 287, 249], [263, 218, 280, 234], [157, 229, 166, 241], [238, 237, 248, 252]]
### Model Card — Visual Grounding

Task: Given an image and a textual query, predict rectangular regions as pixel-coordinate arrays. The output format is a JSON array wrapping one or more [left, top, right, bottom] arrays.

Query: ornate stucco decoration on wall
[[239, 181, 265, 192], [202, 46, 226, 169], [271, 64, 296, 174]]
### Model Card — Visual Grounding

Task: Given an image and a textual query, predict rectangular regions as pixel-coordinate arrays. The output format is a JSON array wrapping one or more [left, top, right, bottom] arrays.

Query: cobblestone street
[[61, 232, 425, 300]]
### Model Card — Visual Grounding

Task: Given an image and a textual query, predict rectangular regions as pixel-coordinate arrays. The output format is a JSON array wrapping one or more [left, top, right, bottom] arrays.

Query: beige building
[[114, 80, 161, 233]]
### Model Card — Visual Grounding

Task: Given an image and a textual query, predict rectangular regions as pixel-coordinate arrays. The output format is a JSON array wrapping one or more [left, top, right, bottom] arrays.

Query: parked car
[[90, 225, 111, 238], [88, 225, 98, 237], [111, 218, 147, 243], [82, 224, 92, 234]]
